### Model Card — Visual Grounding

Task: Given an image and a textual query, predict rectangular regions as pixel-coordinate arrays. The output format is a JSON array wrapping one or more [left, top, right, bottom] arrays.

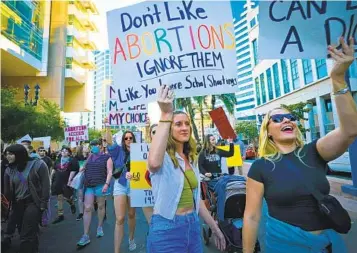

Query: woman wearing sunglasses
[[104, 125, 138, 253], [77, 139, 113, 247], [243, 38, 357, 253]]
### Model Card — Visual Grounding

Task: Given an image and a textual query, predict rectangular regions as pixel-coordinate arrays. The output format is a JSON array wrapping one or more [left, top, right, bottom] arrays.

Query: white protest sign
[[107, 0, 238, 106], [64, 125, 89, 143], [107, 90, 148, 127], [130, 143, 154, 207], [259, 0, 357, 59], [33, 136, 51, 149], [17, 134, 32, 144]]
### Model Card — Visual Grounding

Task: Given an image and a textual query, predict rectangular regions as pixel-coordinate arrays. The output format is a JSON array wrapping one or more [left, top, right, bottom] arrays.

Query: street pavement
[[5, 196, 221, 253]]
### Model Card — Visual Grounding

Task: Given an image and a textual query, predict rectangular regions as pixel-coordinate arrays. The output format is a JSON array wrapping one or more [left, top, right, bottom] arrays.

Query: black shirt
[[198, 143, 234, 174], [41, 156, 53, 173], [248, 140, 331, 231]]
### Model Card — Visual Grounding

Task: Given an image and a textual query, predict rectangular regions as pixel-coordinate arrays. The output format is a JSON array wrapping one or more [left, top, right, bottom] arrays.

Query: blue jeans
[[147, 212, 203, 253]]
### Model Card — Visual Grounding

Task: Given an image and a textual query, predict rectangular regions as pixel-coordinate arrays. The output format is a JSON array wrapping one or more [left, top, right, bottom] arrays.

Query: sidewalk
[[240, 162, 357, 253]]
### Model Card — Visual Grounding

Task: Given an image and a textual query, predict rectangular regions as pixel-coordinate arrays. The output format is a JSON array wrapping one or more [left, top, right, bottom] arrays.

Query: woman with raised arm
[[243, 37, 356, 253], [104, 123, 138, 253], [147, 86, 226, 252]]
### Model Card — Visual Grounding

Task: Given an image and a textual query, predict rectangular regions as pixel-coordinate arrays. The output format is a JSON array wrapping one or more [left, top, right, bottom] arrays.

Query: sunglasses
[[270, 113, 297, 123], [39, 150, 46, 152], [125, 137, 133, 141]]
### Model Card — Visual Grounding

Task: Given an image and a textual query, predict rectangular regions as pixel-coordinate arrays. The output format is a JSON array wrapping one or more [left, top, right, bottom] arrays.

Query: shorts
[[113, 180, 130, 196], [85, 184, 111, 197]]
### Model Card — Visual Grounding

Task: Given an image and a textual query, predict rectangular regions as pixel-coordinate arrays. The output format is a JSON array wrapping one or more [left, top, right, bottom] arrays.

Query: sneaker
[[77, 234, 90, 247], [129, 239, 137, 251], [96, 226, 104, 238], [76, 213, 83, 221], [70, 204, 76, 214], [52, 215, 64, 224]]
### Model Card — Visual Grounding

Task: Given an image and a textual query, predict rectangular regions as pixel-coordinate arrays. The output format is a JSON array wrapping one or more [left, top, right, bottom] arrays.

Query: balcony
[[65, 68, 87, 86], [78, 52, 96, 70], [80, 1, 99, 15], [77, 32, 98, 50]]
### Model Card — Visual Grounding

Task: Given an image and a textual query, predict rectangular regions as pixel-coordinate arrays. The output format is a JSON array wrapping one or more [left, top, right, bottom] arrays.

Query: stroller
[[201, 175, 260, 253]]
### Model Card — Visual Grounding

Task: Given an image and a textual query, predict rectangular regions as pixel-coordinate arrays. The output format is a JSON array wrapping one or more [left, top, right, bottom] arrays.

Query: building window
[[290, 60, 300, 90], [237, 51, 250, 59], [236, 26, 248, 36], [238, 97, 255, 104], [236, 38, 249, 48], [237, 58, 251, 66], [236, 104, 255, 112], [239, 77, 253, 85], [325, 99, 333, 112], [236, 91, 254, 98], [260, 73, 267, 104], [252, 39, 258, 65], [281, 60, 290, 93], [250, 17, 257, 28], [235, 32, 249, 42], [238, 64, 252, 72], [66, 57, 73, 69], [238, 84, 253, 91], [66, 36, 74, 46], [237, 115, 256, 121], [315, 59, 328, 79], [255, 77, 261, 106], [302, 59, 313, 84], [237, 45, 250, 54], [272, 63, 281, 98], [238, 71, 252, 79], [266, 69, 274, 100]]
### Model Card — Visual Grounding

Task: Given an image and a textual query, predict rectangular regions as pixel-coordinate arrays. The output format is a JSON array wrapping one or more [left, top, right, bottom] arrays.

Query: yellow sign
[[130, 161, 151, 189], [217, 145, 243, 167]]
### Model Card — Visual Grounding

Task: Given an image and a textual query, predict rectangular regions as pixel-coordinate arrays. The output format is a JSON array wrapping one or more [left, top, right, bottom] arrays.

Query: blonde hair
[[166, 111, 197, 168], [258, 107, 305, 162]]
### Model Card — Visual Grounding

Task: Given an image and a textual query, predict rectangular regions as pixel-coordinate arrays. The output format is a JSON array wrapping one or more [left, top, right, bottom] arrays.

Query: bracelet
[[159, 120, 172, 123], [333, 87, 350, 95], [105, 182, 109, 186]]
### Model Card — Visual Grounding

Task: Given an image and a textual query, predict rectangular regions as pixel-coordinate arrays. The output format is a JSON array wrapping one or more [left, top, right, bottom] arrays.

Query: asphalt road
[[5, 196, 222, 253]]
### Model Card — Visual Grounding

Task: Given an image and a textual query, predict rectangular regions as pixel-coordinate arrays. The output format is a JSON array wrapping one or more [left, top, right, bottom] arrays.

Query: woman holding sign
[[243, 37, 356, 253], [104, 125, 138, 253], [147, 86, 226, 252]]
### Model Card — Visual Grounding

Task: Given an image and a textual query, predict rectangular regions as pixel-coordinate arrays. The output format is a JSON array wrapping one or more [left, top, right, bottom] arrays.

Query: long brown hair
[[166, 111, 197, 168]]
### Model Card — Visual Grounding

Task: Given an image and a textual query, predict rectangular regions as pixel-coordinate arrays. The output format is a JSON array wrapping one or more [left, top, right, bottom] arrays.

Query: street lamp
[[24, 84, 41, 106]]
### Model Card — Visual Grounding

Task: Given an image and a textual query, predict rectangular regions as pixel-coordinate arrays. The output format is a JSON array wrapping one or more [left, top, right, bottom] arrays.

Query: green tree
[[235, 120, 259, 144], [175, 97, 200, 142], [280, 102, 312, 136], [193, 96, 208, 140], [88, 128, 103, 140], [1, 88, 65, 142]]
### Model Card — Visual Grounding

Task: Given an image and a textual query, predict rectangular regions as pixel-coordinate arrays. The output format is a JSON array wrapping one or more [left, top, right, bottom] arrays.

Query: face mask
[[91, 146, 100, 154]]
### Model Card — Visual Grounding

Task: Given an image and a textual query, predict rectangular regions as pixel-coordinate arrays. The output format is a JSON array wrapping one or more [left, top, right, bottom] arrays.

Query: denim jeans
[[147, 212, 203, 253]]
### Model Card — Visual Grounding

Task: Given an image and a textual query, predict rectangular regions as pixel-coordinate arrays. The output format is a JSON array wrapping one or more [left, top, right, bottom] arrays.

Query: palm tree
[[175, 97, 200, 142], [193, 96, 208, 140], [210, 93, 237, 126]]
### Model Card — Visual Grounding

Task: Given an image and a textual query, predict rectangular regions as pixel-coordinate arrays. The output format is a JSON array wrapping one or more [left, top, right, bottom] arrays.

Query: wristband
[[333, 87, 350, 95], [105, 182, 109, 186], [159, 120, 172, 123]]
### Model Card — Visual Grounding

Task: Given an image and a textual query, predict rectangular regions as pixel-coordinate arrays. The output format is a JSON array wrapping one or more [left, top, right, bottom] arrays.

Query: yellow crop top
[[177, 169, 198, 208]]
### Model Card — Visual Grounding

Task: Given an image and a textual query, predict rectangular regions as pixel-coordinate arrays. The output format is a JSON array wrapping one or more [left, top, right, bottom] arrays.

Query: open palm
[[329, 37, 355, 79]]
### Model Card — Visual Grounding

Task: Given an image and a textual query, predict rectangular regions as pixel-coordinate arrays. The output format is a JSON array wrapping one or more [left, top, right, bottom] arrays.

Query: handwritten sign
[[107, 0, 238, 106], [64, 125, 88, 142], [209, 107, 236, 140], [259, 0, 357, 59], [107, 87, 148, 126], [217, 145, 243, 167], [130, 143, 154, 207]]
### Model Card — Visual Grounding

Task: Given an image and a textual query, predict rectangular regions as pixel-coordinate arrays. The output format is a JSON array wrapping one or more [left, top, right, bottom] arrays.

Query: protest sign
[[217, 145, 243, 167], [107, 91, 148, 127], [64, 125, 89, 143], [33, 136, 51, 149], [17, 134, 32, 144], [209, 107, 236, 140], [259, 0, 357, 59], [130, 143, 154, 207], [107, 0, 238, 106]]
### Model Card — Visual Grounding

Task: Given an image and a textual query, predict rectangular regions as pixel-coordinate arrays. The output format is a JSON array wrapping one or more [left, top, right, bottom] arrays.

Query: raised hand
[[157, 85, 174, 116], [329, 37, 355, 79]]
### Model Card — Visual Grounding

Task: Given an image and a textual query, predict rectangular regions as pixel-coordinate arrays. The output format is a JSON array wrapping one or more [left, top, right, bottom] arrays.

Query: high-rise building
[[232, 0, 257, 121], [1, 0, 99, 112], [80, 49, 112, 130], [247, 3, 357, 144]]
